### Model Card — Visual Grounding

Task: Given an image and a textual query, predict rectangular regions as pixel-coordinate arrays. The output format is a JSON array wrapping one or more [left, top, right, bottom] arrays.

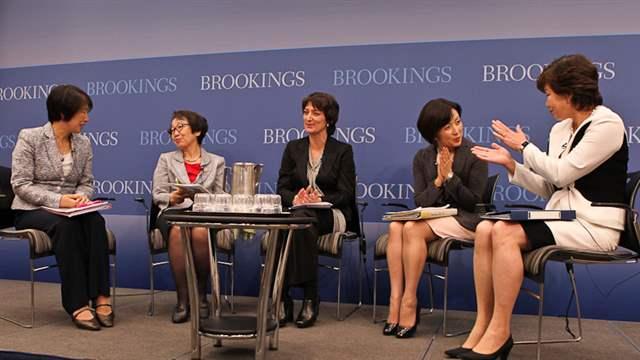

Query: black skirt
[[520, 221, 556, 250]]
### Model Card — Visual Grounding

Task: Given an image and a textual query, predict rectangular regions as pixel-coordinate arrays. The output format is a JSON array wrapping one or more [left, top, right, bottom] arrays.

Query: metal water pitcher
[[230, 162, 263, 195]]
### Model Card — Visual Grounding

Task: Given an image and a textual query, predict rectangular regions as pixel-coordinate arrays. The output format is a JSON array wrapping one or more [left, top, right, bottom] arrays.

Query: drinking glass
[[233, 194, 254, 213], [267, 194, 282, 213], [254, 194, 270, 213], [215, 193, 232, 212], [192, 193, 209, 212]]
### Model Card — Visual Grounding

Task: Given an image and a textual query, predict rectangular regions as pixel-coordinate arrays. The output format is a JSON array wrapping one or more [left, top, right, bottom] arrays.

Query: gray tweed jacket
[[152, 148, 226, 211], [413, 138, 488, 230], [11, 122, 94, 210]]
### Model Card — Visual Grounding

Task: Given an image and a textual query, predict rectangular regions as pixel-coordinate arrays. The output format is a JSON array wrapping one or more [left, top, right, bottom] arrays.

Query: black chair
[[137, 197, 237, 316], [515, 171, 640, 360], [372, 174, 499, 337], [0, 166, 117, 328]]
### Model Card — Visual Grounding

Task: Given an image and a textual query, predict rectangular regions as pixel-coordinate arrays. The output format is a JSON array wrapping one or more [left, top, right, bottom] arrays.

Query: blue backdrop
[[1, 34, 639, 321]]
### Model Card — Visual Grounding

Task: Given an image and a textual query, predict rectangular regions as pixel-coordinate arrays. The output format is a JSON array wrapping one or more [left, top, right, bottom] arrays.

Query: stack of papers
[[172, 183, 211, 196], [290, 201, 333, 210], [42, 200, 112, 218], [383, 205, 457, 221]]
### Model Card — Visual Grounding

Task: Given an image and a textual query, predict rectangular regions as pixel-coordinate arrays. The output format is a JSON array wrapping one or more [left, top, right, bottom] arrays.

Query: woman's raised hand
[[491, 119, 527, 151], [471, 143, 517, 175]]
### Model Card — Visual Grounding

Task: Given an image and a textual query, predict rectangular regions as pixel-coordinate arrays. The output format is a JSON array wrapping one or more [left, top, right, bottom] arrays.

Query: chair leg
[[567, 266, 584, 341], [111, 254, 117, 309], [336, 259, 342, 320], [148, 253, 155, 316], [230, 253, 235, 314], [425, 264, 435, 314], [372, 263, 378, 323]]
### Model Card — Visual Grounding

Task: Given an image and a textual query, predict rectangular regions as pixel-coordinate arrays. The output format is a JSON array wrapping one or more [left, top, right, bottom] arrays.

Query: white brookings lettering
[[333, 66, 452, 86], [625, 126, 640, 144], [93, 180, 152, 195], [86, 77, 177, 96], [0, 134, 17, 149], [263, 127, 376, 144], [139, 129, 238, 145], [492, 184, 544, 203], [0, 84, 56, 102], [258, 182, 413, 201], [83, 131, 119, 146], [482, 61, 615, 82], [200, 71, 305, 90], [404, 126, 531, 145]]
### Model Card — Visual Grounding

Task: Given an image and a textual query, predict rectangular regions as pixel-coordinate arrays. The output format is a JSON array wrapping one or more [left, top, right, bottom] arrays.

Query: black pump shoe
[[295, 298, 319, 328], [278, 297, 294, 326], [395, 302, 420, 338], [459, 336, 513, 360], [444, 346, 472, 358], [172, 304, 190, 324], [382, 322, 399, 336]]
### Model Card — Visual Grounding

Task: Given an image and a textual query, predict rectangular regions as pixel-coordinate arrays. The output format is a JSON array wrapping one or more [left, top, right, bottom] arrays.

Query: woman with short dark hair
[[11, 84, 113, 330], [448, 54, 628, 359], [152, 110, 226, 323], [383, 98, 488, 338], [276, 92, 359, 328]]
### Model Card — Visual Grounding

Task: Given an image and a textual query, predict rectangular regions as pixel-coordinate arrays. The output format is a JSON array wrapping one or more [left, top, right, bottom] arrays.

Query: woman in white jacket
[[446, 54, 628, 360]]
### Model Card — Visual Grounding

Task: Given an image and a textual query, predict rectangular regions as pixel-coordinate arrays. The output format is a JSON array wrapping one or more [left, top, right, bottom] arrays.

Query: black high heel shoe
[[382, 322, 399, 336], [444, 346, 472, 358], [278, 296, 294, 326], [459, 336, 513, 360], [295, 297, 319, 328], [395, 303, 420, 339]]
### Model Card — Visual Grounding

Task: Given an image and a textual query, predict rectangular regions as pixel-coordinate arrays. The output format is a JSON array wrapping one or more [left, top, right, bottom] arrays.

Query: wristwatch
[[520, 140, 530, 152]]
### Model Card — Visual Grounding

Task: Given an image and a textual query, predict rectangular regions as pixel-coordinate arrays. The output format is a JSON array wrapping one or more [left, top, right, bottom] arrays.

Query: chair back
[[620, 171, 640, 253], [475, 174, 499, 213], [0, 166, 15, 228], [149, 201, 161, 232], [483, 174, 499, 204]]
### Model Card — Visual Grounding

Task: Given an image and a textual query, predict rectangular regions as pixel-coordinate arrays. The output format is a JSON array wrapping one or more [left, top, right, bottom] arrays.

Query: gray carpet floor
[[0, 279, 638, 359]]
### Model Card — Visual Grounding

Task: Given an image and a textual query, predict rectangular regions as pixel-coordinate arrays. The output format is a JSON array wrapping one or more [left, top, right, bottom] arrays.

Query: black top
[[569, 122, 628, 203], [412, 138, 488, 230], [277, 136, 360, 234]]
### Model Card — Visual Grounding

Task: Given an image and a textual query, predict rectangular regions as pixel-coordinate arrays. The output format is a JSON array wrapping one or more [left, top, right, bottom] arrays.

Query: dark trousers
[[282, 208, 334, 298], [14, 210, 111, 315]]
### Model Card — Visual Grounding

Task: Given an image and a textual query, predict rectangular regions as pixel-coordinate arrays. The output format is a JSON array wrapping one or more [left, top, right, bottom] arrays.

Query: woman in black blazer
[[277, 92, 359, 328]]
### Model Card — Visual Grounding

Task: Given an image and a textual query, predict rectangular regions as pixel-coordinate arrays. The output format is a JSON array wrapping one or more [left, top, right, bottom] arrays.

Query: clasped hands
[[434, 147, 454, 188], [471, 120, 528, 171], [59, 193, 90, 208], [292, 186, 322, 206]]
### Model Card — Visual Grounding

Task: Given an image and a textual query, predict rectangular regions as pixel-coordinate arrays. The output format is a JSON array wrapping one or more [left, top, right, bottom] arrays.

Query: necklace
[[184, 156, 201, 163]]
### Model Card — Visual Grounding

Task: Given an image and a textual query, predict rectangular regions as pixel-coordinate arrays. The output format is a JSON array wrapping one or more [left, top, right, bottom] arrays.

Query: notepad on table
[[383, 205, 458, 221]]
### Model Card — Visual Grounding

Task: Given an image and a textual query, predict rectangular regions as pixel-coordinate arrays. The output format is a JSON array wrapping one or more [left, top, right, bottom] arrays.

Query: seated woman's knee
[[402, 220, 426, 239], [490, 221, 516, 249]]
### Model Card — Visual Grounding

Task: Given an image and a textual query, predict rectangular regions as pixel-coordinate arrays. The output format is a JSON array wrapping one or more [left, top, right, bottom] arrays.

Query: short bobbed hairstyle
[[301, 92, 339, 136], [47, 84, 93, 123], [416, 98, 462, 145], [172, 110, 208, 145], [536, 54, 603, 111]]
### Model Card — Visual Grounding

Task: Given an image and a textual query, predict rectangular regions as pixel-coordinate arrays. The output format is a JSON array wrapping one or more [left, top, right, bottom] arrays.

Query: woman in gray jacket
[[152, 110, 226, 323], [11, 85, 113, 331], [384, 99, 488, 338]]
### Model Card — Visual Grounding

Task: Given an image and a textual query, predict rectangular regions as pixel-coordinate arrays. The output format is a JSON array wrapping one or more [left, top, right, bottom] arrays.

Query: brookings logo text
[[263, 127, 376, 144]]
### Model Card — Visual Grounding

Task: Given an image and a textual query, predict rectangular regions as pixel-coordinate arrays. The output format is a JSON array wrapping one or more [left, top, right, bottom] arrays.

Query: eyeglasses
[[167, 123, 190, 135]]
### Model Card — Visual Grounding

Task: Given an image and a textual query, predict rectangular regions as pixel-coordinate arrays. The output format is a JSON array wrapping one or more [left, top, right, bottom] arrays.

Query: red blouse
[[184, 162, 201, 183]]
